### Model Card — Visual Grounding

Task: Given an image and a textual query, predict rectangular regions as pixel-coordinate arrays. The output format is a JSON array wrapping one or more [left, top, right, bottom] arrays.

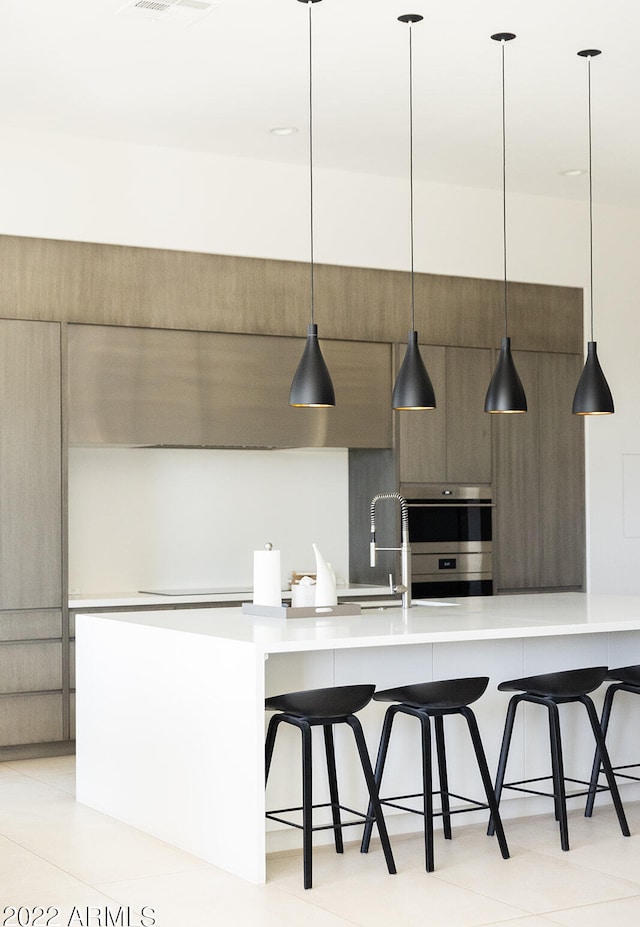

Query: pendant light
[[484, 33, 527, 414], [572, 49, 614, 416], [289, 0, 335, 408], [392, 13, 436, 411]]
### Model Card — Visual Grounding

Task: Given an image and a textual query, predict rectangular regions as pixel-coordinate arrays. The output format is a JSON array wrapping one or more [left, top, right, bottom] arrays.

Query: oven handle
[[407, 502, 495, 508]]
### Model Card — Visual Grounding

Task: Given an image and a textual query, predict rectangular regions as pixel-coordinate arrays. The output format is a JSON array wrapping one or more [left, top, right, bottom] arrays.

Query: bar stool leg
[[460, 707, 509, 860], [265, 713, 284, 784], [323, 723, 344, 854], [434, 714, 452, 840], [546, 700, 569, 851], [418, 711, 435, 871], [581, 695, 630, 837], [547, 705, 562, 823], [488, 693, 522, 837], [360, 704, 399, 854], [585, 683, 618, 817], [299, 719, 314, 889], [347, 715, 396, 875]]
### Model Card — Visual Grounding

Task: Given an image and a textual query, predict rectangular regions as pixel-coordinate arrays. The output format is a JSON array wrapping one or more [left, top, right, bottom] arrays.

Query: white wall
[[1, 125, 638, 592], [68, 447, 349, 593]]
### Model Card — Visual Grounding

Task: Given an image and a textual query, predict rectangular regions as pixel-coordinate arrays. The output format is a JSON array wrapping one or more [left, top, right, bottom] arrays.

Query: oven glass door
[[407, 502, 492, 544]]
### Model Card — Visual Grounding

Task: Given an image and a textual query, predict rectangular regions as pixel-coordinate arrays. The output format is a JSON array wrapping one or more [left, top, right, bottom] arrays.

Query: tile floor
[[2, 755, 640, 926]]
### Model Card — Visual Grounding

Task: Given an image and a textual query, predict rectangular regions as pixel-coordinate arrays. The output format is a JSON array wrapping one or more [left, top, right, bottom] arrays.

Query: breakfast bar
[[75, 593, 640, 884]]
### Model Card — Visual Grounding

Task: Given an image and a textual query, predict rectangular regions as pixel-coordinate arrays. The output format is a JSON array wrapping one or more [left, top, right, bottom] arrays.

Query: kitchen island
[[75, 593, 640, 884]]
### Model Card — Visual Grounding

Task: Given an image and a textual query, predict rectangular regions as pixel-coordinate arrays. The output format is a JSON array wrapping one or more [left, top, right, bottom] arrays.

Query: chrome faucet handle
[[389, 573, 407, 596]]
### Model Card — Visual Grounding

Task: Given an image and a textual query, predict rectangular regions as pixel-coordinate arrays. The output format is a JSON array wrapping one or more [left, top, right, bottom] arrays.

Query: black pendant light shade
[[289, 323, 336, 407], [572, 49, 614, 416], [484, 32, 527, 414], [484, 336, 527, 413], [572, 341, 614, 415], [392, 13, 436, 412], [392, 330, 436, 410], [289, 0, 335, 408]]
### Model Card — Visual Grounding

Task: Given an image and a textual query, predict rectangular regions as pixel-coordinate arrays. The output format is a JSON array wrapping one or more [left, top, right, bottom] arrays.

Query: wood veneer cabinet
[[0, 611, 64, 748], [0, 234, 582, 353], [396, 344, 492, 485], [492, 350, 585, 592], [0, 320, 66, 753], [0, 320, 62, 609]]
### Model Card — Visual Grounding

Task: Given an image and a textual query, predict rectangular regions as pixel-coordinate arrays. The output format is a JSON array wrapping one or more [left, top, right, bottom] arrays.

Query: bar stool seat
[[586, 664, 640, 816], [597, 665, 640, 685], [360, 676, 509, 871], [265, 683, 396, 889], [488, 666, 630, 850]]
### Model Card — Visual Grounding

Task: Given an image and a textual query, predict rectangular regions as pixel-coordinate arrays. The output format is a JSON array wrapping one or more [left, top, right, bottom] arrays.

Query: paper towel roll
[[253, 544, 282, 607]]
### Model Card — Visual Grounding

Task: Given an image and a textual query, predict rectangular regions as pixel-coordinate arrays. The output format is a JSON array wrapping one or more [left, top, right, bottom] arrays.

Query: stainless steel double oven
[[401, 484, 493, 598]]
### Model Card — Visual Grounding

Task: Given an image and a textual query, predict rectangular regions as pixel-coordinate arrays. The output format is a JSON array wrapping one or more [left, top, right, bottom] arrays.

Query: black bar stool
[[265, 683, 396, 889], [586, 664, 640, 817], [488, 666, 630, 850], [360, 676, 509, 871]]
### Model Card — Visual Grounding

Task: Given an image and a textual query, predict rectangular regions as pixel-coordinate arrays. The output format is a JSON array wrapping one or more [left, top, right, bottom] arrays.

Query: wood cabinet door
[[0, 320, 62, 609], [538, 352, 585, 589], [396, 344, 446, 483], [396, 344, 492, 485], [493, 350, 585, 592], [492, 351, 541, 591], [445, 346, 492, 484]]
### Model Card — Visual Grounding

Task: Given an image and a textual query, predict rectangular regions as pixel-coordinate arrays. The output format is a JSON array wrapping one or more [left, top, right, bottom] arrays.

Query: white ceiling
[[2, 0, 639, 208]]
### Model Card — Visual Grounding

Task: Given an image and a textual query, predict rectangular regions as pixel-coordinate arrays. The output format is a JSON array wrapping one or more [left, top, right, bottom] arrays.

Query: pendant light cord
[[500, 38, 508, 339], [307, 0, 315, 326], [408, 21, 416, 331], [587, 54, 594, 341]]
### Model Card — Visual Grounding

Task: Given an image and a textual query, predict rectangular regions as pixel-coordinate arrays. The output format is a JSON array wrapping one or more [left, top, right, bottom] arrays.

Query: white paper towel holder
[[253, 541, 282, 608]]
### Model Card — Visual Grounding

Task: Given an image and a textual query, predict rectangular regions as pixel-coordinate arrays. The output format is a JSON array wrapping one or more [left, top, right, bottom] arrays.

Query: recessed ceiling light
[[269, 127, 298, 136], [561, 169, 586, 177]]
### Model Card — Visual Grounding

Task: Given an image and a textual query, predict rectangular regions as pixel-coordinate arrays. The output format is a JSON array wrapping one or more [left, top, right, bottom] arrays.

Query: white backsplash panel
[[68, 446, 349, 594]]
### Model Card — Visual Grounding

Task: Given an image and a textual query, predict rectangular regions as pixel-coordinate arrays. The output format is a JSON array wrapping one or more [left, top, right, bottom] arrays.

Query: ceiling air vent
[[116, 0, 222, 27]]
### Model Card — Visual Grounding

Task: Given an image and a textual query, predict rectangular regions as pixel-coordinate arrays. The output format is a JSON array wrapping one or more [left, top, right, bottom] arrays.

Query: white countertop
[[74, 592, 640, 654], [69, 584, 394, 609]]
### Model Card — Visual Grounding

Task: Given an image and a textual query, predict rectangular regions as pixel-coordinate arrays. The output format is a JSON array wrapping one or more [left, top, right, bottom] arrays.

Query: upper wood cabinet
[[0, 235, 582, 354], [67, 324, 393, 449], [397, 344, 492, 485], [0, 320, 62, 610], [396, 344, 446, 483], [492, 350, 585, 592]]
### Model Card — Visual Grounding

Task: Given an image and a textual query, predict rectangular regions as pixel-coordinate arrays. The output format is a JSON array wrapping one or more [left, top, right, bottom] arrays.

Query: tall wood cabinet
[[393, 340, 585, 594], [397, 344, 492, 485], [0, 320, 65, 753], [492, 350, 585, 592]]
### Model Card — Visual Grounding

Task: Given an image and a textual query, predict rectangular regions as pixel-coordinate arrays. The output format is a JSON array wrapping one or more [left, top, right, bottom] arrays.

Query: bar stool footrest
[[379, 790, 493, 819], [592, 762, 640, 786], [502, 774, 610, 801], [266, 802, 374, 832]]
